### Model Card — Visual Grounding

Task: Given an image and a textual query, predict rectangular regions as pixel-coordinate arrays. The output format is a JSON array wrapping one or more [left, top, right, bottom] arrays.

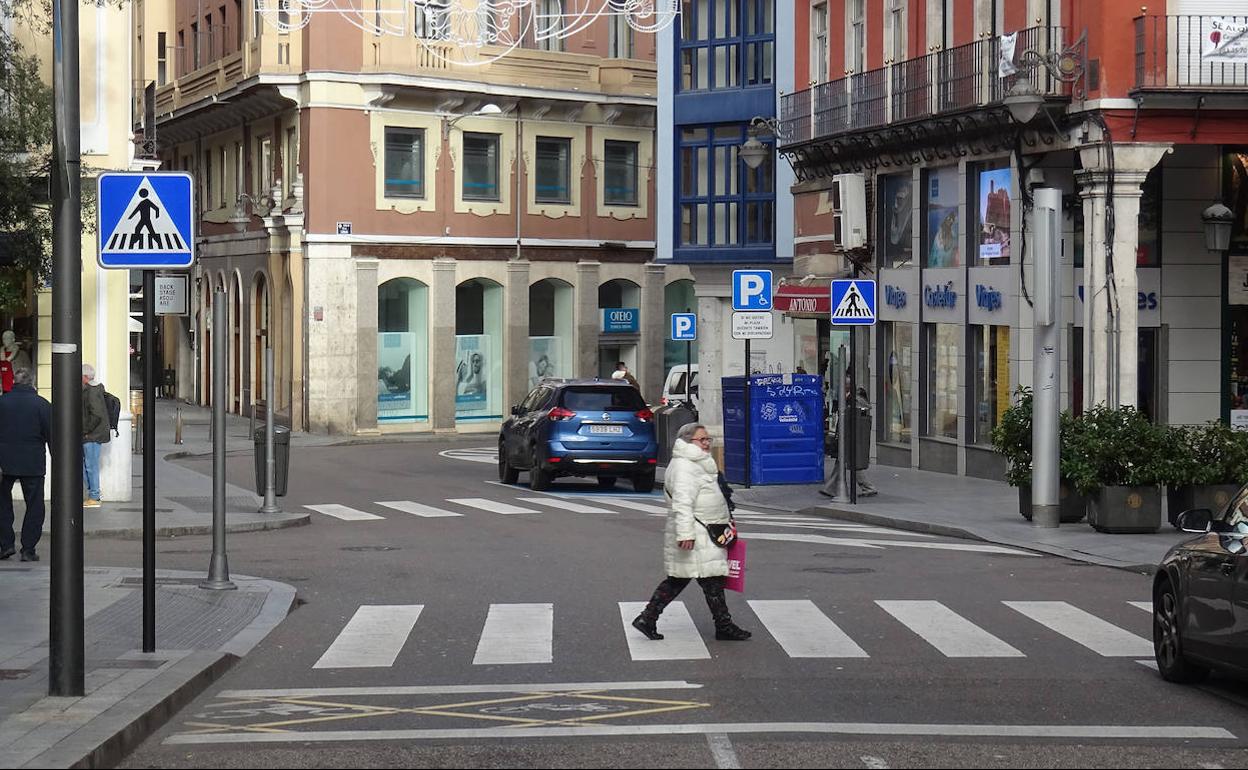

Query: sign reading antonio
[[97, 172, 195, 270]]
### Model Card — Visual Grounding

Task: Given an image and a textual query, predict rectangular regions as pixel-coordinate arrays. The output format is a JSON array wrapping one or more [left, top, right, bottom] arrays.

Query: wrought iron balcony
[[1135, 14, 1248, 90], [780, 25, 1070, 149]]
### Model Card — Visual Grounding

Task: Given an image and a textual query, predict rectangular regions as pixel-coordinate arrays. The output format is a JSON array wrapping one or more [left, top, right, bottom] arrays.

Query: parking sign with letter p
[[671, 313, 697, 341], [732, 270, 773, 311]]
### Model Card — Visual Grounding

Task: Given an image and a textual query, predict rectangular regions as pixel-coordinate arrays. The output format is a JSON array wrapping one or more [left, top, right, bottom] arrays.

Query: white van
[[661, 364, 699, 410]]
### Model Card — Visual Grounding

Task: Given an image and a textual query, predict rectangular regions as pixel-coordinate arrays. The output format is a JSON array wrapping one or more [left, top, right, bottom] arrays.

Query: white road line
[[860, 755, 891, 769], [446, 498, 540, 515], [1129, 601, 1152, 612], [473, 604, 554, 665], [164, 721, 1238, 746], [745, 532, 1034, 555], [731, 511, 841, 522], [1137, 659, 1159, 671], [313, 605, 423, 669], [707, 733, 742, 769], [876, 601, 1024, 658], [593, 498, 672, 514], [619, 602, 711, 661], [1199, 762, 1226, 769], [303, 504, 384, 521], [376, 501, 464, 518], [515, 497, 615, 514], [748, 600, 869, 658], [1004, 601, 1153, 657], [219, 681, 704, 699], [739, 520, 936, 538]]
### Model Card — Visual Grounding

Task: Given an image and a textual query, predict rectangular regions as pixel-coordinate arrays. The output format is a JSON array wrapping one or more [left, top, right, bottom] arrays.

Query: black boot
[[633, 578, 690, 641], [631, 614, 663, 641], [702, 578, 751, 641]]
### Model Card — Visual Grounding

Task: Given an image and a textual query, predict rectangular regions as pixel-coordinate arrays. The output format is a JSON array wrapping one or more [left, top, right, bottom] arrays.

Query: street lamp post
[[1204, 202, 1234, 427]]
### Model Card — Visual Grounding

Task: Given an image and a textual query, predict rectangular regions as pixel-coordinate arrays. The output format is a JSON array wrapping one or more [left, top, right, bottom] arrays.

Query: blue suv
[[499, 379, 658, 492]]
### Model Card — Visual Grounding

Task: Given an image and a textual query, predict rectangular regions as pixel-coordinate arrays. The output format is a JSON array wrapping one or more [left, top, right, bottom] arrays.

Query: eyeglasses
[[693, 436, 713, 445]]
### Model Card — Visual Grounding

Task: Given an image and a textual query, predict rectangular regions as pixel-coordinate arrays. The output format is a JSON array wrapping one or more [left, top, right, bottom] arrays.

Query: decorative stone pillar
[[430, 258, 458, 432], [355, 259, 380, 434], [639, 262, 667, 404], [575, 261, 601, 378], [505, 260, 531, 409]]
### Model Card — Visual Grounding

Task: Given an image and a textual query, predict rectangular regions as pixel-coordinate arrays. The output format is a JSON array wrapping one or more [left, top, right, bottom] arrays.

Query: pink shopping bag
[[725, 539, 746, 593]]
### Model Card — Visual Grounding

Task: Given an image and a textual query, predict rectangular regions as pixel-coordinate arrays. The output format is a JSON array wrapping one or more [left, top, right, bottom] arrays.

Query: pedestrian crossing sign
[[97, 172, 195, 270], [830, 279, 877, 326]]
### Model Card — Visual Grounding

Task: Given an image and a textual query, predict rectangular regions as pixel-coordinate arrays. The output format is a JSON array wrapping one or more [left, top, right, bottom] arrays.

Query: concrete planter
[[1088, 486, 1162, 534], [1018, 482, 1087, 523], [1165, 484, 1240, 528]]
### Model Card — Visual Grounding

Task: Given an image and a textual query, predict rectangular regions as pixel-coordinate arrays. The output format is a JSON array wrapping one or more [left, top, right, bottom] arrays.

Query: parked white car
[[661, 364, 699, 410]]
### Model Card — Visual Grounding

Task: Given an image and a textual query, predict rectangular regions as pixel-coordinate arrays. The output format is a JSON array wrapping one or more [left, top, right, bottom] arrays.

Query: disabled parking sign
[[97, 172, 195, 270]]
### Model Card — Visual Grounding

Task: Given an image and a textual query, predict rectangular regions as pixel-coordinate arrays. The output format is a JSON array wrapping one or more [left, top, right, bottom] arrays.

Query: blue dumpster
[[722, 374, 825, 485]]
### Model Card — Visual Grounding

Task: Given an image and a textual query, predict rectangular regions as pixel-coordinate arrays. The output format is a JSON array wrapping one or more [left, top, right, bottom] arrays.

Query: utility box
[[254, 425, 291, 497], [655, 403, 698, 465], [722, 374, 825, 485]]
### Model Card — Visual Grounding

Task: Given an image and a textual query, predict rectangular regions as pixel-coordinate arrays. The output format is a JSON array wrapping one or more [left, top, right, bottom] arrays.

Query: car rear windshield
[[561, 387, 646, 412]]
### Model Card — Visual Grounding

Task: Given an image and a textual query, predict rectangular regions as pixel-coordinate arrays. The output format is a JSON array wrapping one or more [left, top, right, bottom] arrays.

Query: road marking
[[739, 520, 936, 538], [1004, 601, 1153, 657], [376, 501, 464, 518], [218, 681, 704, 699], [707, 733, 742, 769], [731, 512, 839, 522], [313, 605, 423, 669], [747, 600, 869, 658], [447, 498, 540, 515], [303, 504, 384, 521], [164, 721, 1239, 745], [745, 532, 1033, 555], [1137, 659, 1159, 671], [473, 604, 554, 665], [1198, 763, 1225, 769], [861, 756, 891, 769], [593, 498, 671, 515], [1128, 601, 1152, 612], [439, 447, 498, 465], [876, 601, 1024, 658], [619, 602, 711, 661], [515, 497, 615, 514]]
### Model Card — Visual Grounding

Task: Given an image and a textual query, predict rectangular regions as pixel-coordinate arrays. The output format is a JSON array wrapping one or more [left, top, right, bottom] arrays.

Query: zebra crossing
[[309, 598, 1156, 669], [300, 492, 647, 521]]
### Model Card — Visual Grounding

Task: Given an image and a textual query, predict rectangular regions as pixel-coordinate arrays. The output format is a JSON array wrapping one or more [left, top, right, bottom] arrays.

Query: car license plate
[[588, 425, 625, 435]]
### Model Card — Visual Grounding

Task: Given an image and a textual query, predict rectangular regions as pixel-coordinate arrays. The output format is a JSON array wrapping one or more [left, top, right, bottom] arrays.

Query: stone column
[[286, 214, 307, 431], [575, 261, 601, 378], [505, 260, 531, 409], [355, 259, 380, 434], [691, 267, 732, 451], [430, 258, 458, 432], [1076, 142, 1171, 410], [639, 262, 667, 404]]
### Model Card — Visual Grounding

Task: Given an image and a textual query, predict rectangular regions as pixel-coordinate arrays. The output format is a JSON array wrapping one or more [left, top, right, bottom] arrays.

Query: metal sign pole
[[260, 347, 280, 514], [848, 325, 858, 506], [744, 338, 752, 489], [202, 292, 236, 590], [142, 270, 157, 651]]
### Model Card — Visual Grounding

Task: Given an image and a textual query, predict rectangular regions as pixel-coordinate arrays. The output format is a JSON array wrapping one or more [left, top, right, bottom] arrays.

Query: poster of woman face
[[529, 337, 561, 389], [978, 167, 1012, 263], [926, 167, 960, 268], [377, 332, 414, 417], [882, 174, 914, 266], [455, 335, 489, 408]]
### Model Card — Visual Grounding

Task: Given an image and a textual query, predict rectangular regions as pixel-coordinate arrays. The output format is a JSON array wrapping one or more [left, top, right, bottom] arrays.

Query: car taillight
[[548, 407, 577, 421], [636, 408, 654, 422], [660, 397, 669, 405]]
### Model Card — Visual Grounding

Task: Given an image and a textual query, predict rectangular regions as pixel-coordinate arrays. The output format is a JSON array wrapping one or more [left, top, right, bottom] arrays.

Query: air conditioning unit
[[831, 172, 867, 250]]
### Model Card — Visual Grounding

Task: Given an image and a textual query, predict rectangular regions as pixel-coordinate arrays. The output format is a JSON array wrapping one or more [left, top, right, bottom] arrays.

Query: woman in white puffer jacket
[[630, 422, 751, 642]]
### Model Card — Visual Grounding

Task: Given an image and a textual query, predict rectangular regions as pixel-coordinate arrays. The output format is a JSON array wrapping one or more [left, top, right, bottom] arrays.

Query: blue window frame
[[679, 0, 773, 92], [677, 124, 773, 251], [535, 137, 571, 204]]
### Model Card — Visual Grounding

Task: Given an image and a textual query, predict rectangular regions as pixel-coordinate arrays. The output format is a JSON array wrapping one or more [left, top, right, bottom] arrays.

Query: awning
[[773, 282, 831, 315]]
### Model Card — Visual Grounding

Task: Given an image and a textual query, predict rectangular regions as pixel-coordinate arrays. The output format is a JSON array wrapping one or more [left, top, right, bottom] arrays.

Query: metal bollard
[[174, 408, 183, 445], [202, 291, 236, 592]]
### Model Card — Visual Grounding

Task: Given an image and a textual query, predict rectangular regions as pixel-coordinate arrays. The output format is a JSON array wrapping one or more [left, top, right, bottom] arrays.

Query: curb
[[162, 432, 486, 461], [84, 513, 312, 540]]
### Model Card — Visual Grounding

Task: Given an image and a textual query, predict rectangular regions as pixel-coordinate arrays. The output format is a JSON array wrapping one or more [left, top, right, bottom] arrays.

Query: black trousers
[[0, 475, 45, 554], [640, 575, 733, 628]]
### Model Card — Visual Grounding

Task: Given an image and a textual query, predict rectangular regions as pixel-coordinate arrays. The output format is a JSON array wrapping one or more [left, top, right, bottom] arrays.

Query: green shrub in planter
[[1166, 422, 1248, 518], [992, 388, 1086, 523], [1066, 406, 1166, 533]]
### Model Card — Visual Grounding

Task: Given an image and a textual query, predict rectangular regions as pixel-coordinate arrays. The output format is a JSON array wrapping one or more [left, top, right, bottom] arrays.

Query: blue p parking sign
[[97, 172, 195, 270], [671, 313, 697, 341]]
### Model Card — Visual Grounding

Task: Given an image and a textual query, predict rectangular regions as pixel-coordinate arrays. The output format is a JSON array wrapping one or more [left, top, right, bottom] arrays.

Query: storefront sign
[[920, 268, 964, 323], [1073, 268, 1161, 327], [1204, 18, 1248, 63], [878, 267, 919, 323], [885, 285, 908, 309], [924, 282, 958, 308], [975, 284, 1002, 311], [601, 308, 639, 334]]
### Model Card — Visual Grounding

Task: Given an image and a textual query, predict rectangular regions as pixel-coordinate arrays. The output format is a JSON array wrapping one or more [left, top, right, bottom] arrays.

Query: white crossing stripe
[[473, 604, 554, 665], [304, 504, 384, 521], [876, 601, 1024, 658], [748, 600, 869, 658], [1129, 601, 1152, 613], [516, 497, 615, 514], [314, 605, 423, 669], [446, 498, 540, 515], [740, 520, 936, 538], [593, 498, 671, 514], [619, 602, 711, 661], [1004, 601, 1153, 657], [376, 501, 464, 518]]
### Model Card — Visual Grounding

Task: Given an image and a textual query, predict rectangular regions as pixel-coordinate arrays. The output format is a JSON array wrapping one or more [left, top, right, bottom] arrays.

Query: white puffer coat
[[662, 438, 731, 578]]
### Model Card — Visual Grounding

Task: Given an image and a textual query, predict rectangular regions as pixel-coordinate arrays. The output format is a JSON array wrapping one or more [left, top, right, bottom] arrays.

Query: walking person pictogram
[[127, 189, 162, 249]]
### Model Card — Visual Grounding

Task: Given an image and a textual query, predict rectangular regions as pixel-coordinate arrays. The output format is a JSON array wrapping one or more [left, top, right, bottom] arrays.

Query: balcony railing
[[1135, 14, 1248, 89], [781, 25, 1067, 148]]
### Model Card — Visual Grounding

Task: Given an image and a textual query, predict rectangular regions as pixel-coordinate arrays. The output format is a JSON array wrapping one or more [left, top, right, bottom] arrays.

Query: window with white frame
[[157, 32, 168, 84], [888, 0, 904, 62], [848, 0, 864, 72], [535, 137, 572, 204], [609, 14, 634, 58], [384, 128, 425, 199], [462, 132, 500, 201], [285, 126, 297, 196], [811, 2, 827, 83], [537, 0, 564, 52], [219, 146, 229, 206], [603, 140, 639, 206], [413, 4, 446, 38]]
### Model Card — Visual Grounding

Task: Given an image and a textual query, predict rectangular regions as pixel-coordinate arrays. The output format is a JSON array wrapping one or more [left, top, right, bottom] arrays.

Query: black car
[[498, 379, 659, 492], [1152, 486, 1248, 683]]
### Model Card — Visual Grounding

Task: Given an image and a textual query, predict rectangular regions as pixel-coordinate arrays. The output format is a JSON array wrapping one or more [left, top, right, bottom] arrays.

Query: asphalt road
[[77, 438, 1248, 769]]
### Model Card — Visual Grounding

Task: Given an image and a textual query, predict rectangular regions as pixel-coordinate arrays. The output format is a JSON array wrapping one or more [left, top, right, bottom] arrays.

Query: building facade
[[136, 0, 693, 435], [779, 0, 1248, 479]]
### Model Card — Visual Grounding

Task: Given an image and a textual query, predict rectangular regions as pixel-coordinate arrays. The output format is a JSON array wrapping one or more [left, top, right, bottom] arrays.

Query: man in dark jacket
[[0, 368, 52, 561], [82, 363, 110, 508]]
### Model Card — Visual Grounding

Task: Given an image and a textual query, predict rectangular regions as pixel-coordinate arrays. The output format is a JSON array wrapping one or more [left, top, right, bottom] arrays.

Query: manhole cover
[[340, 545, 401, 552], [802, 567, 875, 575]]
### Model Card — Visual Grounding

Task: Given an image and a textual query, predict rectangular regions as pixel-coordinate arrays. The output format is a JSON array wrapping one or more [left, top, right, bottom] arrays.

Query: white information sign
[[731, 311, 774, 340], [154, 275, 189, 316]]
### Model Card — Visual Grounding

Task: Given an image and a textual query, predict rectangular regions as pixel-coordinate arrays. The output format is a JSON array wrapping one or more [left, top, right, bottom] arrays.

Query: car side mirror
[[1177, 508, 1214, 534], [510, 405, 524, 416]]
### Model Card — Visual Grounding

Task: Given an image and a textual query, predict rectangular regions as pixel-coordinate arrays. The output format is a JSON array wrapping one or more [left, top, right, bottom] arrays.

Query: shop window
[[973, 164, 1012, 266], [530, 279, 573, 389], [883, 322, 913, 444], [970, 324, 1010, 446], [880, 173, 914, 267], [924, 323, 959, 439], [1137, 166, 1162, 266], [924, 166, 960, 268], [604, 140, 639, 206], [456, 279, 504, 420], [535, 137, 572, 204], [385, 127, 425, 199], [462, 133, 500, 202], [378, 279, 429, 422]]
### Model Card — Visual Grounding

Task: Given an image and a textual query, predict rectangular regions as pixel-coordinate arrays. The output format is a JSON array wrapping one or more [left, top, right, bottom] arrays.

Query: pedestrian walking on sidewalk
[[632, 423, 751, 642], [81, 364, 110, 508], [0, 368, 52, 561]]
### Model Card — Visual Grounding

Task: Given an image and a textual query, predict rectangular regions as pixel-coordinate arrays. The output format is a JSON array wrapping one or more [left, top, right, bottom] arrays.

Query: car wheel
[[1153, 578, 1209, 684], [530, 466, 553, 491], [498, 444, 519, 484], [597, 476, 618, 489], [632, 470, 656, 493]]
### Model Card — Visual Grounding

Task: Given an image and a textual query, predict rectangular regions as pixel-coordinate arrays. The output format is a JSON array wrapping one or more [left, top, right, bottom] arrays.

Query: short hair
[[12, 367, 32, 386], [676, 422, 706, 442], [82, 363, 95, 382], [617, 362, 627, 368]]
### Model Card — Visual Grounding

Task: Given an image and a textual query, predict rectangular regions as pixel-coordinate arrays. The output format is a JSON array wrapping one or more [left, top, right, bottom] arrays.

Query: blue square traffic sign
[[732, 270, 773, 311], [671, 313, 697, 341], [830, 279, 877, 325], [97, 172, 195, 270]]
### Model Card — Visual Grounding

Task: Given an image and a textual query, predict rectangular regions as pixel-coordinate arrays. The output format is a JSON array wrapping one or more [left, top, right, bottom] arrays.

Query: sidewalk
[[733, 463, 1190, 572], [0, 564, 295, 769]]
